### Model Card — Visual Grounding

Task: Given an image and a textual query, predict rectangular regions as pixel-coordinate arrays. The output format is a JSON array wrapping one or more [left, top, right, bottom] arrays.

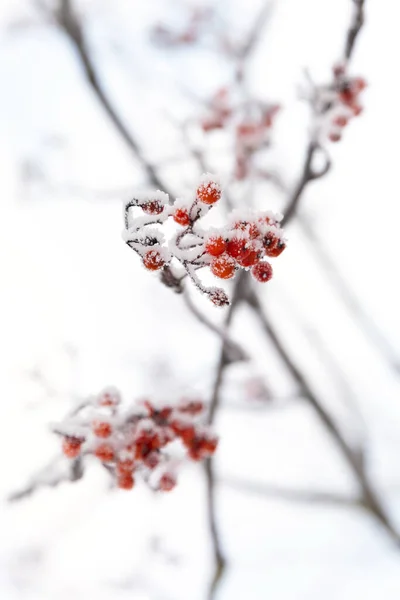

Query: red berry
[[264, 233, 286, 257], [93, 421, 112, 438], [117, 472, 135, 490], [95, 443, 115, 462], [251, 261, 273, 283], [236, 243, 260, 268], [144, 451, 160, 470], [197, 179, 221, 205], [205, 236, 227, 256], [116, 457, 135, 475], [178, 400, 204, 415], [233, 221, 260, 239], [159, 473, 177, 491], [209, 288, 230, 307], [210, 254, 236, 279], [351, 103, 363, 116], [353, 77, 367, 92], [226, 237, 247, 259], [143, 248, 165, 271], [328, 131, 342, 143], [333, 115, 348, 128], [142, 200, 164, 215], [173, 207, 190, 226], [98, 389, 120, 406], [62, 437, 82, 459]]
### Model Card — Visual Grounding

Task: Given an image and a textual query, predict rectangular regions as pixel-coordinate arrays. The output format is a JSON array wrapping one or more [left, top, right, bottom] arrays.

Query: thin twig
[[52, 0, 168, 194], [298, 213, 400, 373], [220, 476, 361, 507], [245, 285, 400, 546], [345, 0, 365, 60]]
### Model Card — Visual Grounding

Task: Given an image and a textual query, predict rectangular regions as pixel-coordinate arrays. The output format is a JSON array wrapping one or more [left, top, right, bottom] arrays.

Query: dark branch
[[53, 0, 168, 193], [345, 0, 366, 60]]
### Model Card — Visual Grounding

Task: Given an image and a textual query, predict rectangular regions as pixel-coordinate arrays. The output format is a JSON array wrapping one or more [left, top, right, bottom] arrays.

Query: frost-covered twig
[[123, 175, 286, 306]]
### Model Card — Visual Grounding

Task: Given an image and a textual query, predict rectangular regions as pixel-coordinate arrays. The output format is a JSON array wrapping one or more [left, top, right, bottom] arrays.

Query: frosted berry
[[328, 131, 342, 143], [159, 472, 177, 491], [236, 243, 260, 268], [264, 233, 286, 257], [210, 254, 236, 279], [143, 248, 165, 271], [197, 180, 221, 205], [233, 221, 260, 239], [93, 421, 112, 438], [95, 443, 115, 462], [251, 261, 273, 283], [226, 237, 247, 259], [142, 200, 164, 215], [205, 236, 227, 256], [333, 115, 348, 128], [118, 472, 135, 490], [173, 208, 190, 226], [62, 437, 82, 459]]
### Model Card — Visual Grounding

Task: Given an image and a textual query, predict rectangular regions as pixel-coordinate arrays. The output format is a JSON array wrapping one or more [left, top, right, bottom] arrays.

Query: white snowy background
[[0, 0, 399, 598]]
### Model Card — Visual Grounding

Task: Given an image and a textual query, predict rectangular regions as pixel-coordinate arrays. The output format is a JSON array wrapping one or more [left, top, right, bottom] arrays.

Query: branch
[[182, 286, 249, 364], [220, 476, 361, 507], [8, 456, 84, 502], [282, 0, 367, 226], [245, 284, 400, 546], [52, 0, 169, 193], [345, 0, 366, 60], [298, 214, 400, 373]]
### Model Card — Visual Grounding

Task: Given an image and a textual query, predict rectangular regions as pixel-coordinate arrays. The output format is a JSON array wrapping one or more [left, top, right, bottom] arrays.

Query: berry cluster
[[318, 64, 367, 143], [123, 174, 286, 306], [201, 87, 280, 180], [57, 388, 218, 492], [151, 7, 214, 47]]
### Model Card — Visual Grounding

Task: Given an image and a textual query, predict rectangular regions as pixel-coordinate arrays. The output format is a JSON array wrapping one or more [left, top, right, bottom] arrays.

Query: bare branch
[[52, 0, 169, 193], [8, 456, 84, 502], [345, 0, 366, 60], [245, 284, 400, 546], [220, 476, 361, 507]]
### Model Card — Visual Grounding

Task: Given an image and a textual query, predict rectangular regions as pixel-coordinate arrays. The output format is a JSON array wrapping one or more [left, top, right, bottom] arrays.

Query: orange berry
[[197, 179, 221, 205], [62, 437, 82, 459], [117, 472, 135, 490], [159, 473, 176, 492], [142, 200, 164, 215], [210, 254, 236, 279], [205, 236, 227, 256], [98, 389, 120, 406], [333, 115, 348, 128], [93, 421, 112, 438], [95, 443, 115, 462], [142, 248, 165, 271], [173, 207, 190, 226], [251, 261, 273, 283]]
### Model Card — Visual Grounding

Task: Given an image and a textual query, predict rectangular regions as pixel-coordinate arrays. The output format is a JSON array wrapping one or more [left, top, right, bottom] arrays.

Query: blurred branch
[[182, 286, 249, 364], [245, 284, 400, 546], [298, 213, 400, 373], [221, 476, 361, 507], [345, 0, 365, 60], [282, 0, 367, 226], [237, 0, 275, 60], [8, 456, 83, 502], [51, 0, 169, 193]]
